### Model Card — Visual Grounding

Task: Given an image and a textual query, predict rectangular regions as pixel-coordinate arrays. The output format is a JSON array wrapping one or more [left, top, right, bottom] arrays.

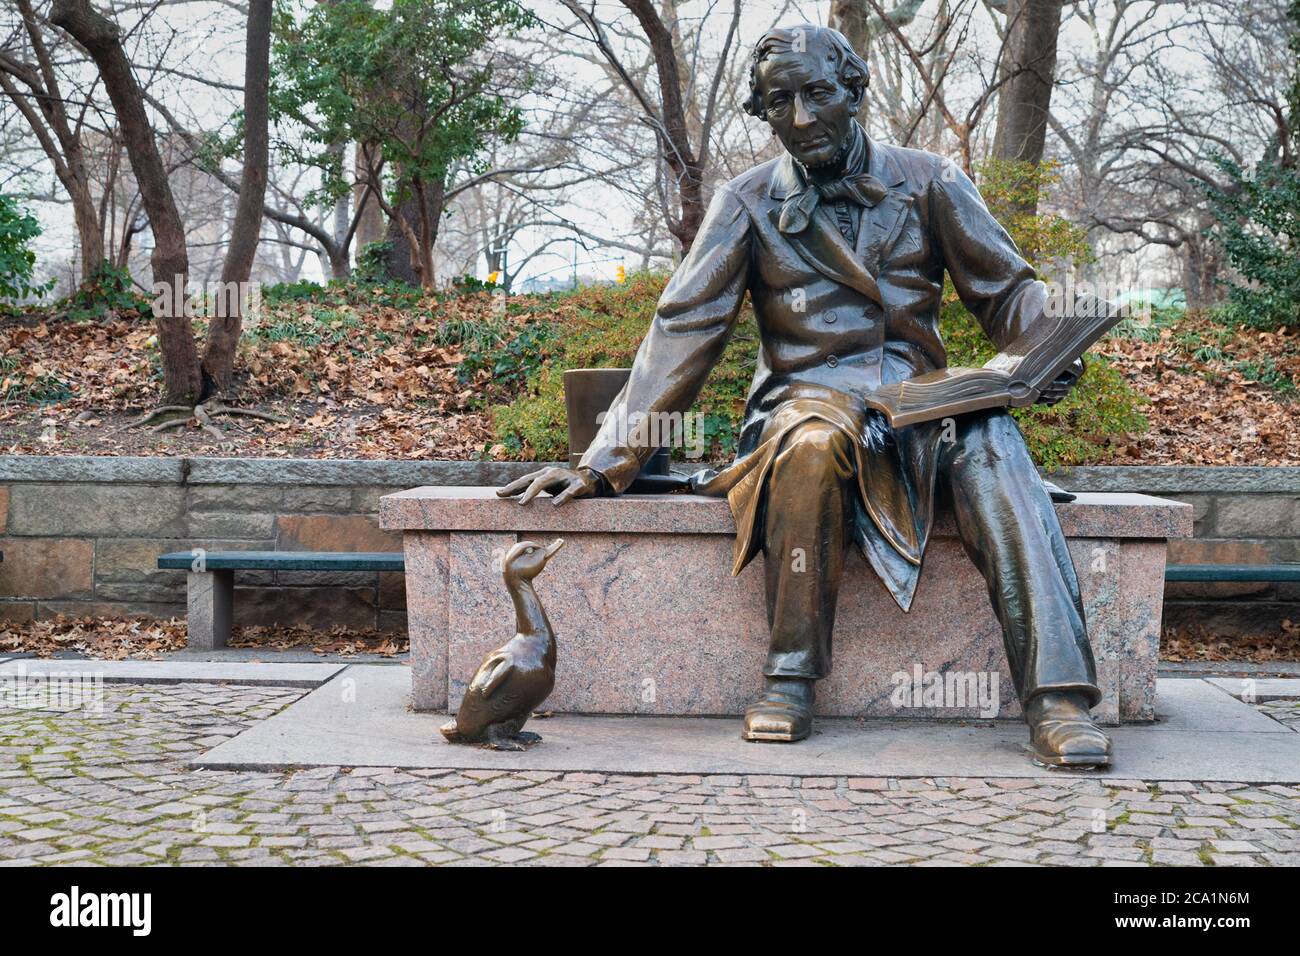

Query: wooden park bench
[[157, 550, 404, 650]]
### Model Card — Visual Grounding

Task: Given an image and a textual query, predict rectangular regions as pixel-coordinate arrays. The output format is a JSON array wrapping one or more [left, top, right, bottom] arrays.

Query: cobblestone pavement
[[1257, 700, 1300, 732], [0, 683, 1298, 867]]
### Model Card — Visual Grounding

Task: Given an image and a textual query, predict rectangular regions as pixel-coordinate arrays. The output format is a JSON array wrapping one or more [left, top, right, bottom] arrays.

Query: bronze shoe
[[743, 677, 814, 743], [1025, 691, 1112, 768]]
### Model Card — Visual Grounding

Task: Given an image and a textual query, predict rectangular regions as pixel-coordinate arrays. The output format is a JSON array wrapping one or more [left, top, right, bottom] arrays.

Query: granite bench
[[379, 487, 1192, 725], [158, 550, 405, 649]]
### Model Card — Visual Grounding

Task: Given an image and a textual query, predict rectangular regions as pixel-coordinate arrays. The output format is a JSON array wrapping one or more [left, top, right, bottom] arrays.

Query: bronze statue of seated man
[[498, 24, 1111, 768]]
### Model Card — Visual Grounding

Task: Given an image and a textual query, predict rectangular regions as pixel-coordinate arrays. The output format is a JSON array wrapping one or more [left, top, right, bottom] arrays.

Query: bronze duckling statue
[[440, 538, 564, 750]]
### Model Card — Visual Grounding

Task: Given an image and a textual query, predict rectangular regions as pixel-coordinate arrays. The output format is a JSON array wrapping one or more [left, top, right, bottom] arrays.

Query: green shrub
[[0, 353, 72, 405], [262, 279, 330, 305], [493, 273, 758, 460], [354, 241, 396, 285], [431, 314, 508, 349], [1202, 0, 1300, 332], [249, 305, 369, 349], [0, 195, 53, 306], [58, 261, 150, 319], [1204, 158, 1300, 332], [1110, 303, 1187, 343], [458, 318, 558, 394]]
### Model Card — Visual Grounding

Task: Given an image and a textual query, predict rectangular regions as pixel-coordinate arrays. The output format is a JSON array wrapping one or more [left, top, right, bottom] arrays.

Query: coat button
[[825, 312, 837, 323], [826, 355, 839, 368]]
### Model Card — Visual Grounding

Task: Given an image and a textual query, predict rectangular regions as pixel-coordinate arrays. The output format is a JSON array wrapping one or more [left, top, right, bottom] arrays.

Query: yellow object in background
[[615, 265, 626, 284]]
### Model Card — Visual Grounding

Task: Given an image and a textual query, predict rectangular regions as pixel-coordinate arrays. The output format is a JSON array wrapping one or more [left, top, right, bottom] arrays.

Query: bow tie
[[778, 173, 889, 234]]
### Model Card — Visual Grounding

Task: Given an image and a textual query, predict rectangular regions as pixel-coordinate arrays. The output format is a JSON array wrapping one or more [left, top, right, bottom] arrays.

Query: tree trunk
[[828, 0, 872, 122], [383, 194, 419, 284], [1, 0, 107, 280], [353, 142, 385, 250], [328, 247, 352, 280], [991, 0, 1066, 214], [829, 0, 871, 57], [621, 0, 706, 254], [674, 169, 705, 257], [384, 176, 444, 286], [51, 0, 200, 404], [1182, 219, 1225, 312], [202, 0, 271, 397], [67, 175, 105, 277]]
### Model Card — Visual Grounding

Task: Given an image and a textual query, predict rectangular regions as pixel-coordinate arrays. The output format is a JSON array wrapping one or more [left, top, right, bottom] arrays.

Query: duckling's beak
[[544, 538, 565, 558]]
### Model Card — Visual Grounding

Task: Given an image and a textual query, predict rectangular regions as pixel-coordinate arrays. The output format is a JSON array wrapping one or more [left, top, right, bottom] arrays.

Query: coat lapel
[[768, 134, 915, 294], [859, 139, 912, 275], [768, 154, 883, 305]]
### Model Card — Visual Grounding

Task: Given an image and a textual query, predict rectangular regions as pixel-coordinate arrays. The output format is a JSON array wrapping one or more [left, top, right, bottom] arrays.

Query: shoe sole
[[1026, 744, 1111, 769], [743, 733, 810, 743]]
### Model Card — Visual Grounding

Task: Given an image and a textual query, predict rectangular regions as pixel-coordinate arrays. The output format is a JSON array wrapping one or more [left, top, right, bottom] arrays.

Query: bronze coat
[[579, 128, 1052, 612]]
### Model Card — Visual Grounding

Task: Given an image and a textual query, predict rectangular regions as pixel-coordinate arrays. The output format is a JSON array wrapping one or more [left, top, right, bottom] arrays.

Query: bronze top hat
[[562, 368, 670, 476]]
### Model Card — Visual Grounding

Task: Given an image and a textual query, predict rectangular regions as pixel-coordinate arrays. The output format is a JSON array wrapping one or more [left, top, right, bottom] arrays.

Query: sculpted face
[[754, 36, 863, 169]]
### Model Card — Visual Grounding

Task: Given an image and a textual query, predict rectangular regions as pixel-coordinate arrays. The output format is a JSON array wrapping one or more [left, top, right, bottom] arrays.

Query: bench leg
[[187, 570, 233, 650]]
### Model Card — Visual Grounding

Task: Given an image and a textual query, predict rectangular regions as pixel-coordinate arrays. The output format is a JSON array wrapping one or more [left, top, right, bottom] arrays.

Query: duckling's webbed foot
[[484, 723, 539, 751]]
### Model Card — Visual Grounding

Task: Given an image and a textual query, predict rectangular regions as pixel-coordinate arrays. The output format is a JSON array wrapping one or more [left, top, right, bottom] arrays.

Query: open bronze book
[[865, 294, 1123, 428]]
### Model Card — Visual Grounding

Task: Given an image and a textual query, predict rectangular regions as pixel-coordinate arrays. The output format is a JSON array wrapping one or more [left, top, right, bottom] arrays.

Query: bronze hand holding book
[[864, 293, 1122, 428]]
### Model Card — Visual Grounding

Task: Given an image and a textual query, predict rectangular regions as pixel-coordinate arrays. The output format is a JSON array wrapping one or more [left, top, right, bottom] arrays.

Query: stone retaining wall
[[1049, 466, 1300, 636], [0, 457, 1296, 636], [0, 457, 542, 629]]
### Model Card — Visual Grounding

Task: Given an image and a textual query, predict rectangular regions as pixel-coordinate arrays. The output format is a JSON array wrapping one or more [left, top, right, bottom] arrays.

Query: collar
[[769, 123, 904, 200]]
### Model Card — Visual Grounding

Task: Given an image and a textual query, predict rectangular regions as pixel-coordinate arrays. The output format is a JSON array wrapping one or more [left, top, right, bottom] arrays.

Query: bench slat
[[158, 550, 404, 572], [1165, 563, 1300, 583]]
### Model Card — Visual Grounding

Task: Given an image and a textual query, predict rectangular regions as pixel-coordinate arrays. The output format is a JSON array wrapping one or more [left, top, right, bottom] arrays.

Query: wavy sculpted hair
[[744, 25, 870, 120]]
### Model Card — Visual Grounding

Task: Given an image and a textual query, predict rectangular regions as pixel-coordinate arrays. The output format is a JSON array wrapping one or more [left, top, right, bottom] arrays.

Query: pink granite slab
[[402, 532, 448, 711], [380, 488, 1193, 540], [445, 531, 517, 709], [392, 489, 1187, 724], [433, 531, 1169, 724]]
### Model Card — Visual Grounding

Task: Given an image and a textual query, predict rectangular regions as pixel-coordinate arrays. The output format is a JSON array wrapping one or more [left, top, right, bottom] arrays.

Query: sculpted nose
[[793, 95, 815, 128]]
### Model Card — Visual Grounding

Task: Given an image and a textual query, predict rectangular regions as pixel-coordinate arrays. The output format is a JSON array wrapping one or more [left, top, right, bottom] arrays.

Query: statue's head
[[745, 24, 868, 170]]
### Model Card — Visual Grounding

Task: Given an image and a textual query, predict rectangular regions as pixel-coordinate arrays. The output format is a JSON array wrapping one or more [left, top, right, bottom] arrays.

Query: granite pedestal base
[[380, 488, 1192, 725]]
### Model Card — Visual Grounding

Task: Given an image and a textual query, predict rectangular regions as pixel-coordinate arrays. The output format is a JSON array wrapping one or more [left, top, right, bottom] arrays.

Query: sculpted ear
[[847, 81, 865, 113]]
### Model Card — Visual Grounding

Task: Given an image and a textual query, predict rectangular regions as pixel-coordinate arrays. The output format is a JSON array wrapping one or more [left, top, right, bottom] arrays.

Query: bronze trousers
[[760, 410, 1100, 707]]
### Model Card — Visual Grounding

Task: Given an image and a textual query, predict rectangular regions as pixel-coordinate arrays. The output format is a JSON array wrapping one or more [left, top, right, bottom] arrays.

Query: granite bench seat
[[380, 487, 1192, 725], [158, 550, 405, 649]]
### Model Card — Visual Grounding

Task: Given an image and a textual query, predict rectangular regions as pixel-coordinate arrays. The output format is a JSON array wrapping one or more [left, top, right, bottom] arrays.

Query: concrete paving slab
[[1155, 678, 1291, 732], [1207, 677, 1300, 703], [194, 668, 1300, 782], [1161, 661, 1300, 679], [163, 648, 408, 666], [0, 658, 346, 688]]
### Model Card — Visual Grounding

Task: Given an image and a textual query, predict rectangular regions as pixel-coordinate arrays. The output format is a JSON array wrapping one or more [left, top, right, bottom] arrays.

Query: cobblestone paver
[[1256, 700, 1300, 732], [1, 683, 1298, 866]]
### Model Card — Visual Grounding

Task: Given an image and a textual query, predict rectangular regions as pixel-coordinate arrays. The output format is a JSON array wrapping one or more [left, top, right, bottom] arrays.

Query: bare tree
[[858, 0, 1015, 170], [51, 0, 200, 403], [1049, 0, 1293, 307], [829, 0, 926, 119], [558, 0, 743, 255], [991, 0, 1067, 214], [202, 0, 269, 395], [0, 0, 106, 279]]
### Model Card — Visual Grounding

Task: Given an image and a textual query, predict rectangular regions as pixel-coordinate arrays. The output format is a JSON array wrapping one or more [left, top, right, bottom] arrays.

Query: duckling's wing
[[471, 654, 515, 699]]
